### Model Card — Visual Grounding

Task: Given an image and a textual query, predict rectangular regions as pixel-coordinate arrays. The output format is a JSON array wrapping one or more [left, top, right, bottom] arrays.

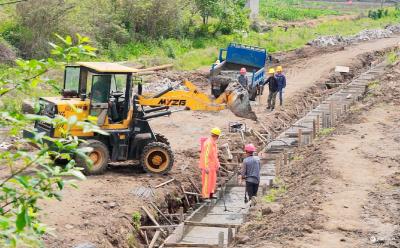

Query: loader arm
[[137, 80, 257, 120], [137, 80, 228, 111]]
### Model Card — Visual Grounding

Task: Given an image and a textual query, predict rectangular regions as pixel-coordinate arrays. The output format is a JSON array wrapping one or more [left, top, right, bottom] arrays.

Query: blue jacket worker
[[275, 66, 286, 106]]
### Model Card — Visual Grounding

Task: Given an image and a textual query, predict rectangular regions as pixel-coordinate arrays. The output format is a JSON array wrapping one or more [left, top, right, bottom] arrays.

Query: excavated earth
[[236, 60, 400, 248], [0, 33, 399, 247]]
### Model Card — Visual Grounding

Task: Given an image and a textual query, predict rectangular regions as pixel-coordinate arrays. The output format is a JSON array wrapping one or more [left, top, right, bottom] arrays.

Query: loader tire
[[155, 133, 170, 146], [141, 142, 174, 174], [75, 139, 109, 175]]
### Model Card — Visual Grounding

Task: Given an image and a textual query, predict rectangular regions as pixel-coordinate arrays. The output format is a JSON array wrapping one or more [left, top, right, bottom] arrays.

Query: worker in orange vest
[[199, 127, 221, 199]]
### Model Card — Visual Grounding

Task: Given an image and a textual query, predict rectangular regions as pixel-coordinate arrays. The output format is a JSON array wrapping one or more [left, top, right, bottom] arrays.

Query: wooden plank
[[164, 243, 218, 247], [140, 225, 179, 230], [150, 202, 173, 225], [184, 221, 240, 228], [155, 178, 175, 188], [149, 230, 161, 248], [188, 178, 201, 195]]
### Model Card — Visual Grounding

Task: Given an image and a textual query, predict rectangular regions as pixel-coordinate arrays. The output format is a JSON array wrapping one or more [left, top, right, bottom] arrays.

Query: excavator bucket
[[222, 84, 258, 121]]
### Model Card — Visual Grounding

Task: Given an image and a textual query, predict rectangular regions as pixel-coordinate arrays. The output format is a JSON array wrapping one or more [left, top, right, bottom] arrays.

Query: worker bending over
[[264, 68, 278, 111], [275, 66, 286, 107], [241, 144, 261, 203], [199, 128, 221, 199]]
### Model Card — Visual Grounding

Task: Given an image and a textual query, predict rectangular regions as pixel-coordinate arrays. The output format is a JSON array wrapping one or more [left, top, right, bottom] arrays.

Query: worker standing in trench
[[199, 128, 221, 199], [240, 144, 261, 204], [264, 68, 279, 111], [275, 66, 287, 107]]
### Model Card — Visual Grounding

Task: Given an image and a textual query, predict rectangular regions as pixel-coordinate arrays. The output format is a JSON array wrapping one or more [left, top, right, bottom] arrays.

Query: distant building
[[246, 0, 259, 19]]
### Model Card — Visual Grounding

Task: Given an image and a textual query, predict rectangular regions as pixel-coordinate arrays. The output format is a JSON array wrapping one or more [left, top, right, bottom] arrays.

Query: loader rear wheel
[[75, 140, 109, 175], [141, 142, 174, 174]]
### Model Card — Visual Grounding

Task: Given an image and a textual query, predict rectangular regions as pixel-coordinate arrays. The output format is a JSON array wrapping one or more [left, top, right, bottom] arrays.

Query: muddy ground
[[2, 33, 398, 248], [238, 61, 400, 248]]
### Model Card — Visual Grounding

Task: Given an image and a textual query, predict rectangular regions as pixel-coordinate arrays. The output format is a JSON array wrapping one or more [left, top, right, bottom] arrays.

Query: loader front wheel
[[75, 140, 109, 175], [141, 142, 174, 174]]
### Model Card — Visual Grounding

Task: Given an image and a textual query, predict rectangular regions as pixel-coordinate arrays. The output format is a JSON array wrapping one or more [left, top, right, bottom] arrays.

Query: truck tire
[[75, 139, 109, 175], [155, 133, 170, 146], [141, 142, 174, 174]]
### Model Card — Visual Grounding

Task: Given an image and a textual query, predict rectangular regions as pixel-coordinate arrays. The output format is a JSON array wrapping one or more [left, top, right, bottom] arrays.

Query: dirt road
[[151, 35, 400, 151]]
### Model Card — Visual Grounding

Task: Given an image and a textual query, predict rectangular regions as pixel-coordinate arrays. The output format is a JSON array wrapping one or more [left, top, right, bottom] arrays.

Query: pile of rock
[[308, 24, 400, 48]]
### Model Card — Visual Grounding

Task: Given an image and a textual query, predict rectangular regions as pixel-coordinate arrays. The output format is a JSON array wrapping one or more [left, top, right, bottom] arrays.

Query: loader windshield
[[64, 66, 80, 92]]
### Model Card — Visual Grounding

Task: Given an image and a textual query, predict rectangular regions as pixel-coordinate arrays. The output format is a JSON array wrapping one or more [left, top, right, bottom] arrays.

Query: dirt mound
[[238, 60, 400, 248]]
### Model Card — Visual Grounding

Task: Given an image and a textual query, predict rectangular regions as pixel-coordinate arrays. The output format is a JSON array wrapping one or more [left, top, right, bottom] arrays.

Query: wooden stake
[[228, 227, 233, 245], [218, 231, 225, 248], [178, 207, 184, 223], [283, 150, 288, 165], [316, 115, 320, 133], [155, 178, 175, 188], [150, 202, 173, 225], [312, 119, 316, 140], [149, 230, 160, 248], [298, 129, 303, 147], [322, 112, 326, 128]]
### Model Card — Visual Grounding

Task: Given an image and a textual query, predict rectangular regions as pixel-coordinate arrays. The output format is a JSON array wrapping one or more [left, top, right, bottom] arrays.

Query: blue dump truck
[[210, 43, 268, 100]]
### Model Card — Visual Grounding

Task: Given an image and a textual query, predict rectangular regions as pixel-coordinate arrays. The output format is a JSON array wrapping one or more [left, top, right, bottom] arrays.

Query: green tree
[[0, 33, 100, 247], [195, 0, 216, 25]]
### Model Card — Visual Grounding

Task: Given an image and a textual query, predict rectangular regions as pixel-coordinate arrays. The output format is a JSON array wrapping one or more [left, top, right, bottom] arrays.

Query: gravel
[[308, 24, 400, 47]]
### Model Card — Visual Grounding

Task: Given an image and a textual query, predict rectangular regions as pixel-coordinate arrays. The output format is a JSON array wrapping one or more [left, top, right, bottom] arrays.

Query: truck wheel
[[155, 133, 170, 146], [75, 140, 109, 175], [141, 142, 174, 174]]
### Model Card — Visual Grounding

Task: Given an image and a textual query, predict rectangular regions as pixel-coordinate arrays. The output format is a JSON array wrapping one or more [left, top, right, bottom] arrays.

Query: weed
[[368, 80, 380, 90], [387, 51, 399, 65], [131, 211, 141, 231], [290, 155, 303, 161], [318, 127, 335, 137], [263, 177, 287, 203]]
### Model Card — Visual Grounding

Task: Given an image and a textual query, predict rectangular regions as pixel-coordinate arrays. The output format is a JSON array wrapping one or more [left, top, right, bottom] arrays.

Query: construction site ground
[[11, 34, 400, 247], [240, 61, 400, 248]]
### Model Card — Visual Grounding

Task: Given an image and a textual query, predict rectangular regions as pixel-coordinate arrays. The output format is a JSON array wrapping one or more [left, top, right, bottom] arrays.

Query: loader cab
[[62, 62, 138, 126]]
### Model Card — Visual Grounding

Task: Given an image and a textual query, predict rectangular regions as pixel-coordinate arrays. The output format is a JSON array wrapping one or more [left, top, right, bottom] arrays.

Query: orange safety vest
[[199, 137, 220, 198], [199, 137, 220, 171]]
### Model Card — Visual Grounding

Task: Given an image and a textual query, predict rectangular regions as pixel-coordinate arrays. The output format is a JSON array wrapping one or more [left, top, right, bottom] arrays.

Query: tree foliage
[[0, 0, 251, 58], [0, 33, 98, 248]]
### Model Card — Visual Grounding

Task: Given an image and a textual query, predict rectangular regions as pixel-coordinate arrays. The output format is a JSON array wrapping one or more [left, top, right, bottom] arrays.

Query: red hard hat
[[244, 144, 256, 152], [240, 67, 247, 75]]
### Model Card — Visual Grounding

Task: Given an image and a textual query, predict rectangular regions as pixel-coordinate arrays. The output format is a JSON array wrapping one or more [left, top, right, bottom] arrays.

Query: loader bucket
[[224, 84, 258, 121]]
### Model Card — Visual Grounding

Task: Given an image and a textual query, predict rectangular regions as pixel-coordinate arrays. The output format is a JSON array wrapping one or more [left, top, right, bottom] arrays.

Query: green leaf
[[69, 169, 86, 180], [65, 35, 73, 46], [16, 207, 27, 231]]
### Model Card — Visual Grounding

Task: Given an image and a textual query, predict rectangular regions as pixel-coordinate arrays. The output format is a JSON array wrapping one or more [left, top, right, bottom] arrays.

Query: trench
[[131, 47, 394, 248]]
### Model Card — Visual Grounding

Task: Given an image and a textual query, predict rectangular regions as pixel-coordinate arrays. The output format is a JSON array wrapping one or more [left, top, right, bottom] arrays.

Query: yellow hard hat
[[276, 66, 283, 72], [211, 127, 221, 136], [268, 68, 275, 74]]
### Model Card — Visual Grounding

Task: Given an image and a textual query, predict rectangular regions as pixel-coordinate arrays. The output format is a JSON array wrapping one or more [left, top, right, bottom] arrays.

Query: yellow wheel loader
[[23, 62, 256, 175]]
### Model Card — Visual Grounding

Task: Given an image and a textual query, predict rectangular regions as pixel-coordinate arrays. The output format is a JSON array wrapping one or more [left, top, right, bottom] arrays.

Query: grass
[[386, 51, 399, 65], [318, 127, 335, 137], [102, 11, 400, 70], [263, 178, 287, 203], [260, 0, 340, 21]]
